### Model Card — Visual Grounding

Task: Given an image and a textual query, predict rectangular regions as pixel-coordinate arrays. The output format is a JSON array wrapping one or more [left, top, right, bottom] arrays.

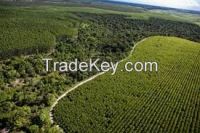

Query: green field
[[54, 36, 200, 132]]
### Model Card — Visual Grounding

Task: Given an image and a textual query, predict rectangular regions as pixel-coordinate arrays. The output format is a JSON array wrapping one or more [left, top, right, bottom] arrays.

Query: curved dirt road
[[49, 38, 147, 130]]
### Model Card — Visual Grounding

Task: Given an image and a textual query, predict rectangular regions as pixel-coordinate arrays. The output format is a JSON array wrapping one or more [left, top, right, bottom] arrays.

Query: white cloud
[[111, 0, 200, 10], [145, 0, 200, 9]]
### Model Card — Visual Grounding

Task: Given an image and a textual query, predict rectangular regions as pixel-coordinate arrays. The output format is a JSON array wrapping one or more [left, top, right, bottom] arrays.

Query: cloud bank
[[110, 0, 200, 11]]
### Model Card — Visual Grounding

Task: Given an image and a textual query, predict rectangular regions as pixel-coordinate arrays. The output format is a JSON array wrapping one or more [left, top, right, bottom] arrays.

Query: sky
[[110, 0, 200, 11]]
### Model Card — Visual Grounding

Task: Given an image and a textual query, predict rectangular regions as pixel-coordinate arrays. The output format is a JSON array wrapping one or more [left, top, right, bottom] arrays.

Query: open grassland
[[41, 5, 200, 22], [54, 36, 200, 133], [149, 9, 200, 25]]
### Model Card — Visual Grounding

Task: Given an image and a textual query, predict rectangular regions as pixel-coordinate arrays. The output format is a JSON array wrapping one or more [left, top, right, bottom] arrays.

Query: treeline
[[71, 13, 200, 64], [75, 13, 200, 42]]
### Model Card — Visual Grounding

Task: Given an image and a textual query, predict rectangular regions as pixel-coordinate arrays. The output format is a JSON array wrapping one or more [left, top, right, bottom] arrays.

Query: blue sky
[[110, 0, 200, 11]]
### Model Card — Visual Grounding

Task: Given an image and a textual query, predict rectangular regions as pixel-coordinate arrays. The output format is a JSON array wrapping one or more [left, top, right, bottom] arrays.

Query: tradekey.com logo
[[43, 58, 158, 75]]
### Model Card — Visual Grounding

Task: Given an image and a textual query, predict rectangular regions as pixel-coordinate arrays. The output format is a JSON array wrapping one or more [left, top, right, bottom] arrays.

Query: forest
[[0, 4, 200, 133]]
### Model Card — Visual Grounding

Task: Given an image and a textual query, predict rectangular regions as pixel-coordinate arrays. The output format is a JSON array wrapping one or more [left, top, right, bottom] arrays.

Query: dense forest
[[76, 13, 200, 42], [0, 9, 200, 132]]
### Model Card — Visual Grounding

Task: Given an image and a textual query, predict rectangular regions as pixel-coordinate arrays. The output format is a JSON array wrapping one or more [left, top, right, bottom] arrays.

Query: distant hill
[[0, 0, 34, 1], [0, 0, 199, 15], [103, 0, 200, 14], [0, 0, 102, 2]]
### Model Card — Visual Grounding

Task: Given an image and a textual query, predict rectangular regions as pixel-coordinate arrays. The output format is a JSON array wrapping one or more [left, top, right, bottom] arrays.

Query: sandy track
[[49, 38, 147, 130]]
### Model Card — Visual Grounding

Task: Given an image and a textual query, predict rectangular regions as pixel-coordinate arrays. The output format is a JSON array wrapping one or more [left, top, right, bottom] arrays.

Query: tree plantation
[[54, 37, 200, 133], [0, 2, 200, 133]]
